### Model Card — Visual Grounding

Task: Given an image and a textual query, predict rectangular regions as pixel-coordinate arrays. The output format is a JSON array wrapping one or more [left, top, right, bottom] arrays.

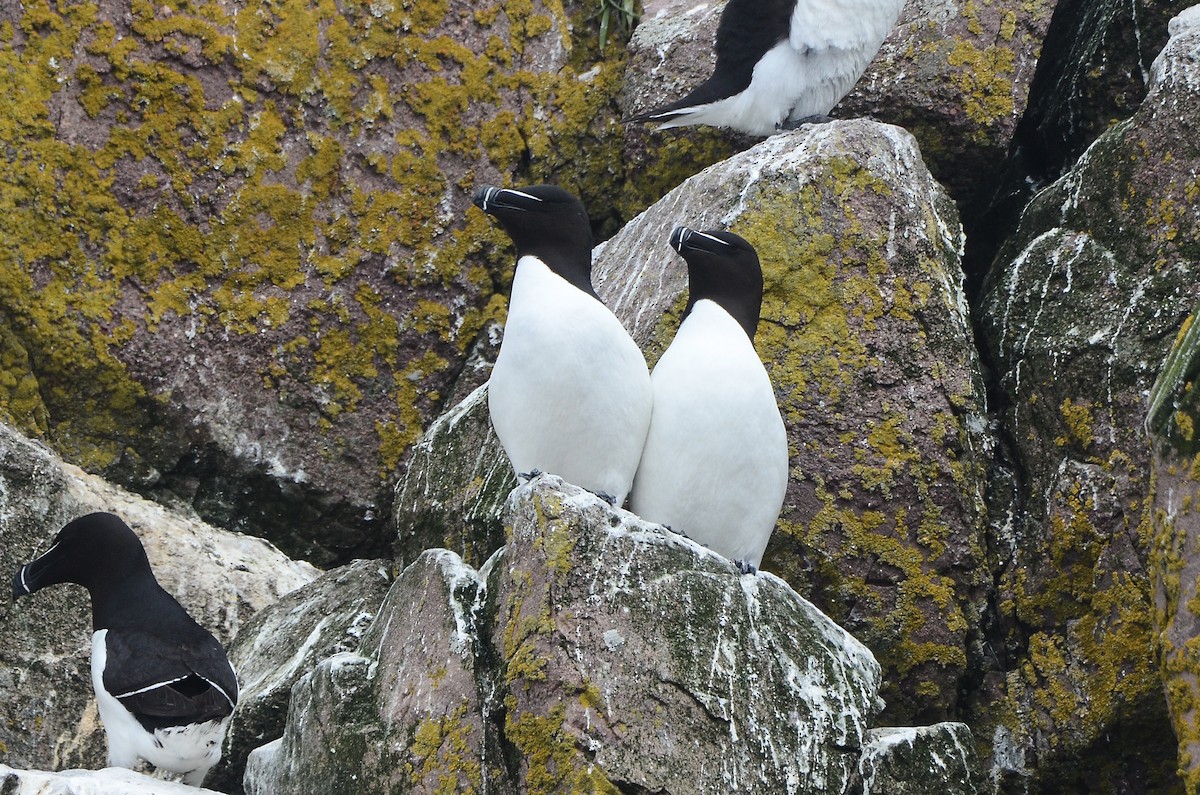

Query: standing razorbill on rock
[[12, 513, 238, 786], [630, 228, 788, 572], [474, 184, 653, 505], [627, 0, 906, 136]]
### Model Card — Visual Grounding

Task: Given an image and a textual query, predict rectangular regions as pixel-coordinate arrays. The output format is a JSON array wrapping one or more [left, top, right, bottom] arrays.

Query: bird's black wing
[[102, 628, 238, 730], [628, 0, 796, 120]]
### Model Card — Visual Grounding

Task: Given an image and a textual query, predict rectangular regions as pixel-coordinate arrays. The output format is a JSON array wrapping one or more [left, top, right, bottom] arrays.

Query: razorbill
[[630, 227, 789, 572], [474, 184, 653, 505], [12, 512, 238, 786], [628, 0, 906, 136]]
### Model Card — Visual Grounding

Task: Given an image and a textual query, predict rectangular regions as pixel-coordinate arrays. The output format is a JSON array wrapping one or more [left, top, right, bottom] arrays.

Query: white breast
[[488, 256, 653, 504], [630, 301, 789, 568]]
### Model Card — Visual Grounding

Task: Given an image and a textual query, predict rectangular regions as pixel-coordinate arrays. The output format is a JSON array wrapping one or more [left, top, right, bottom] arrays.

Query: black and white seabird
[[630, 228, 789, 572], [628, 0, 906, 136], [474, 184, 653, 506], [12, 512, 238, 786]]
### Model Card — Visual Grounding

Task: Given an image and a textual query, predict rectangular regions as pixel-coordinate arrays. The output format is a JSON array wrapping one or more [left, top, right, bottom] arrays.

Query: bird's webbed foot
[[734, 559, 759, 576]]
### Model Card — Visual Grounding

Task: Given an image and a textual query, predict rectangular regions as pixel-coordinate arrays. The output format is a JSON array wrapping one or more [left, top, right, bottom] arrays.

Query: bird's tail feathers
[[623, 104, 705, 129]]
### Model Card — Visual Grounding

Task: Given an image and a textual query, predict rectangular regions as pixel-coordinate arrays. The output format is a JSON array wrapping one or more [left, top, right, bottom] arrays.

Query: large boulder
[[490, 477, 882, 793], [967, 0, 1193, 291], [977, 5, 1200, 789], [0, 421, 318, 775], [207, 559, 395, 793], [243, 549, 500, 794], [249, 476, 926, 794], [390, 383, 511, 570], [0, 0, 629, 566], [597, 120, 992, 727]]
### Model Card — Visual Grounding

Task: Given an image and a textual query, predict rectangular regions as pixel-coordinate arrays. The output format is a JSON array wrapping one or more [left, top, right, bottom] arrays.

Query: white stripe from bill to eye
[[694, 231, 732, 246], [502, 189, 543, 202]]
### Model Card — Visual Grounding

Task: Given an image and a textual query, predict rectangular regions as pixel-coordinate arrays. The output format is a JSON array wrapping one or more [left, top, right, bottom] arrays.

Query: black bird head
[[473, 184, 597, 297], [13, 512, 152, 602], [670, 226, 763, 339]]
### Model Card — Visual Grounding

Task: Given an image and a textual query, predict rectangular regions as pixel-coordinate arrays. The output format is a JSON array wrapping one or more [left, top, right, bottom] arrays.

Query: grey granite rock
[[207, 559, 394, 793]]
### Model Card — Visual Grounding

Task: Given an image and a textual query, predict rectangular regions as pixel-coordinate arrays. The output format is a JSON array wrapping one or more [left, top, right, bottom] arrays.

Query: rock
[[1149, 309, 1200, 792], [491, 476, 882, 793], [596, 120, 992, 726], [248, 476, 896, 794], [207, 559, 395, 794], [0, 0, 628, 566], [977, 5, 1200, 789], [0, 421, 318, 775], [855, 723, 983, 795], [838, 0, 1053, 213], [391, 383, 512, 570], [966, 0, 1192, 292], [0, 764, 227, 794], [243, 549, 503, 795]]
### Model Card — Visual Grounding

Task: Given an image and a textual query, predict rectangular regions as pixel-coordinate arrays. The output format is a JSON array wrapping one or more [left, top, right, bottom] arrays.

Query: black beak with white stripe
[[12, 542, 59, 599], [12, 512, 238, 786], [672, 226, 764, 340]]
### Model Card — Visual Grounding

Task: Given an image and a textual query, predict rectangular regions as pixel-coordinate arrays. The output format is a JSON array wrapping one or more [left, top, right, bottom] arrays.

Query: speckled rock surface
[[596, 120, 991, 727], [247, 476, 893, 794], [0, 0, 629, 567], [1149, 306, 1200, 790], [491, 476, 882, 793], [0, 421, 318, 775], [207, 559, 394, 794], [391, 383, 511, 570], [620, 0, 1054, 211], [0, 764, 227, 794], [992, 0, 1192, 199], [243, 549, 502, 795], [977, 6, 1200, 790], [856, 723, 983, 795]]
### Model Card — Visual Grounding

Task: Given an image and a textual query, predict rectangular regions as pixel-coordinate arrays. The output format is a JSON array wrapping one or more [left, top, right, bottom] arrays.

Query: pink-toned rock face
[[209, 559, 393, 793], [244, 549, 501, 794], [0, 0, 592, 566]]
